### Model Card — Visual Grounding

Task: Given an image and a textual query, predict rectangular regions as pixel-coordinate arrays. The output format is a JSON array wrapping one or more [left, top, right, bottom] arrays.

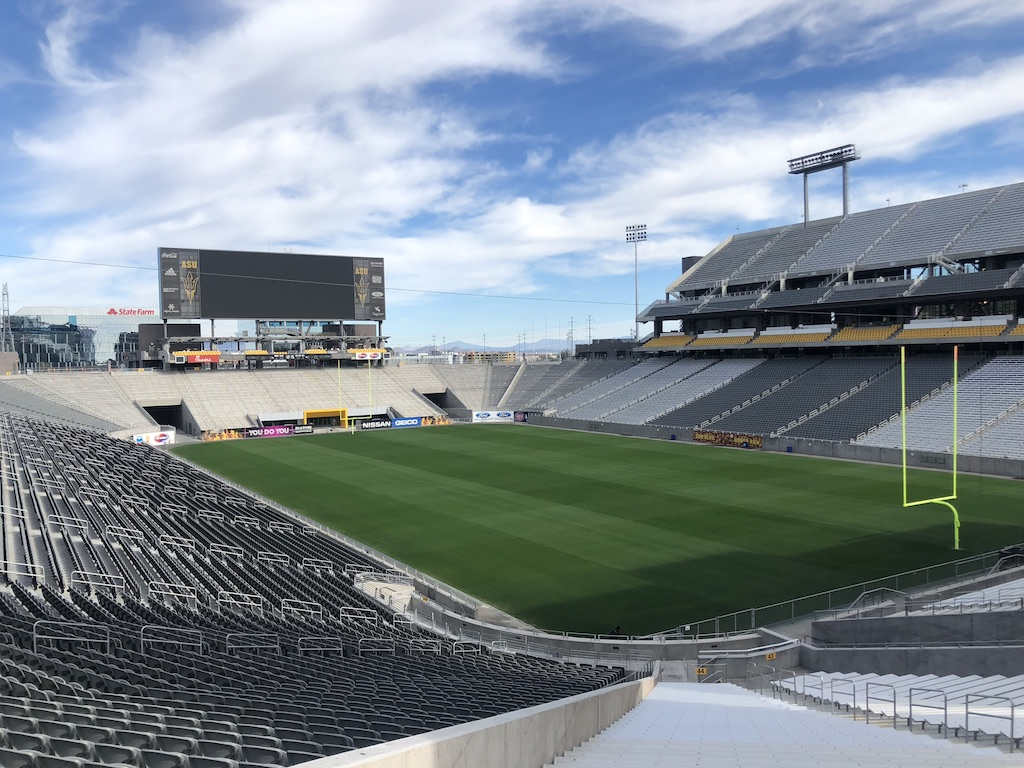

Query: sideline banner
[[514, 412, 529, 423], [391, 417, 422, 429], [202, 428, 244, 441], [693, 429, 763, 449], [245, 425, 295, 439], [472, 411, 514, 423], [132, 430, 176, 446], [360, 418, 393, 431], [202, 424, 315, 441]]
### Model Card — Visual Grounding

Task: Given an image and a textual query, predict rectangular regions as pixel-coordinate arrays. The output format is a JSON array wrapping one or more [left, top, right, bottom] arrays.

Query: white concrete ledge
[[304, 672, 658, 768]]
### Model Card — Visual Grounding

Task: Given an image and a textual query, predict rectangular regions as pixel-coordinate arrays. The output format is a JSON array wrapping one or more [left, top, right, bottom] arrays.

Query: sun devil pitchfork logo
[[355, 272, 370, 307], [182, 270, 200, 306]]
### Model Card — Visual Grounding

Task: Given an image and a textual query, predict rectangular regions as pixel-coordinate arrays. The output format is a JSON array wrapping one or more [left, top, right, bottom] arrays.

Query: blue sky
[[2, 1, 1024, 350]]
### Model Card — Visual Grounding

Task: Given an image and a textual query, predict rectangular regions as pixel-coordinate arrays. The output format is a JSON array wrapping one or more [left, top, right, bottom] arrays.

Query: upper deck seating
[[729, 217, 841, 285], [823, 279, 913, 304], [756, 285, 831, 309], [789, 205, 911, 276], [858, 188, 996, 268], [680, 230, 783, 286], [908, 268, 1016, 297], [947, 182, 1024, 255]]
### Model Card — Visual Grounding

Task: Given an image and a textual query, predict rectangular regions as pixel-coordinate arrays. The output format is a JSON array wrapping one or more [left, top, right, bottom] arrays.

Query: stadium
[[4, 174, 1024, 768]]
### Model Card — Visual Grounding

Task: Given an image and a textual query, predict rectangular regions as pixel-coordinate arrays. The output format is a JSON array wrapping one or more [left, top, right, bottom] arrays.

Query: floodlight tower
[[626, 224, 647, 341], [0, 284, 15, 354], [787, 144, 860, 225]]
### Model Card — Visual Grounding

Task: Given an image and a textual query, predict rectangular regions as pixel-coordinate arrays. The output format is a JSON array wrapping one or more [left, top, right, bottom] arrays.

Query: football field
[[174, 425, 1024, 635]]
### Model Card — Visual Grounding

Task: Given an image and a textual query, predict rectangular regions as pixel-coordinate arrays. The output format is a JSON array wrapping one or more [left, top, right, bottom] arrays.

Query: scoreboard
[[158, 248, 386, 321]]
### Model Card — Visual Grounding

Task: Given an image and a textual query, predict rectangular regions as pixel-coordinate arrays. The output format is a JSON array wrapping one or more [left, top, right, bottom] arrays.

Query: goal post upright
[[901, 345, 961, 550]]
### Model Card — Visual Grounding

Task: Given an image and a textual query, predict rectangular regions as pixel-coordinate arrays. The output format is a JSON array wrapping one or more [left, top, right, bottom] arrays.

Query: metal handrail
[[965, 693, 1016, 750], [658, 545, 1020, 640], [829, 678, 857, 717], [908, 687, 947, 733], [865, 682, 897, 726]]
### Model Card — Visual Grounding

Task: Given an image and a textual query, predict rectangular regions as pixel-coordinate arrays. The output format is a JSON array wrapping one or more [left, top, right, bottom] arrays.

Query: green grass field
[[173, 425, 1024, 635]]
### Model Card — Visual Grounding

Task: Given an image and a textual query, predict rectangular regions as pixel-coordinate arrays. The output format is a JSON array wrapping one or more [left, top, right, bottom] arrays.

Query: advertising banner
[[359, 418, 393, 431], [132, 430, 176, 446], [390, 417, 422, 429], [183, 351, 220, 364], [693, 429, 763, 449], [244, 425, 295, 439], [514, 412, 529, 423], [472, 411, 514, 423], [420, 415, 451, 426], [202, 424, 312, 441], [352, 349, 386, 360], [202, 428, 245, 441]]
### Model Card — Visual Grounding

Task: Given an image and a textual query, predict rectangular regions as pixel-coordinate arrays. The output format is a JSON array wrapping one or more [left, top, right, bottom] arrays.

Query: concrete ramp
[[548, 682, 1018, 767]]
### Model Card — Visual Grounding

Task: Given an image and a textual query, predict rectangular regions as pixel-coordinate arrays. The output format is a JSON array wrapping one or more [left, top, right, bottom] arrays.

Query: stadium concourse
[[3, 180, 1024, 767]]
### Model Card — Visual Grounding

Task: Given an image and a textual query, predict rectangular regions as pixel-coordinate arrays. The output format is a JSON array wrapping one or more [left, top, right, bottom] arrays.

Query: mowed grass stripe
[[174, 425, 1024, 635]]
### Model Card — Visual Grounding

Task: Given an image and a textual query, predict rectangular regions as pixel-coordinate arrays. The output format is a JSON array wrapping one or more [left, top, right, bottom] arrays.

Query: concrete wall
[[0, 352, 19, 375], [763, 435, 1024, 480], [525, 417, 1024, 480], [527, 414, 692, 443], [801, 643, 1024, 678], [811, 611, 1024, 647], [415, 604, 765, 662], [307, 673, 657, 768]]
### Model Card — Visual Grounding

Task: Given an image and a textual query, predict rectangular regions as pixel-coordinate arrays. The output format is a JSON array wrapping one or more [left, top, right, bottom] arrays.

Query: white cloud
[[4, 0, 1024, 343], [524, 147, 553, 172], [594, 0, 1024, 62]]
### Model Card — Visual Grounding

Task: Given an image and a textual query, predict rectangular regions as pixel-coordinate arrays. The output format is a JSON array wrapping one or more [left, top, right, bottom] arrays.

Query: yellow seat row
[[895, 325, 1006, 340], [642, 335, 694, 349], [690, 335, 755, 347], [752, 332, 831, 345], [829, 325, 900, 342], [645, 321, 1017, 349]]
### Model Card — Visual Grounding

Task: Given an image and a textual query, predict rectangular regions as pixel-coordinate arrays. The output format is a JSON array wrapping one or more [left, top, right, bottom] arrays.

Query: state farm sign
[[107, 308, 156, 316]]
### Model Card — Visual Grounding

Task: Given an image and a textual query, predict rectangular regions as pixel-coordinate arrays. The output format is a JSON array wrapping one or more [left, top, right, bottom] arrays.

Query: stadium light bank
[[626, 224, 647, 342], [787, 143, 860, 225]]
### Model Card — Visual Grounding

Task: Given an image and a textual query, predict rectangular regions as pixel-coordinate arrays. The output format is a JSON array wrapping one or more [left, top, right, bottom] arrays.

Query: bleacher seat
[[828, 325, 899, 343], [640, 335, 693, 349], [0, 413, 627, 768]]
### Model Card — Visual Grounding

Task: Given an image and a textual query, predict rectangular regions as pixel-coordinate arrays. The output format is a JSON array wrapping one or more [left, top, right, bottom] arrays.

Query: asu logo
[[355, 273, 370, 306], [182, 271, 200, 305]]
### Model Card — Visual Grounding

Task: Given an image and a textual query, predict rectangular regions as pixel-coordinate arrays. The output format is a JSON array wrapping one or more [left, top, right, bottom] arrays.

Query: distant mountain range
[[393, 338, 587, 355]]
